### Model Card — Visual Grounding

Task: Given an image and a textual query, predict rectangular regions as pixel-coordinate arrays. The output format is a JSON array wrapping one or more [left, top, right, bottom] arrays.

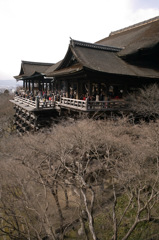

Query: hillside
[[0, 93, 159, 240]]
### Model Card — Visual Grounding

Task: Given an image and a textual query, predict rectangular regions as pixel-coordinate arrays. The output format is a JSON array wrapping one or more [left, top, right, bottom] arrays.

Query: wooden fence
[[12, 96, 128, 112], [14, 96, 55, 109], [60, 97, 128, 111]]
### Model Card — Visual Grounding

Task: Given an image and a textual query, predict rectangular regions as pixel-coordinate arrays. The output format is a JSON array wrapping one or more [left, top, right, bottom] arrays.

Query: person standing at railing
[[48, 93, 53, 106], [80, 94, 83, 100], [38, 91, 42, 100], [83, 95, 86, 100], [43, 91, 47, 100]]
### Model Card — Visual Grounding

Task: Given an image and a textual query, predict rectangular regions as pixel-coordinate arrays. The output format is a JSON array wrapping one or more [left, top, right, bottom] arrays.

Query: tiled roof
[[110, 16, 159, 36], [14, 60, 54, 80]]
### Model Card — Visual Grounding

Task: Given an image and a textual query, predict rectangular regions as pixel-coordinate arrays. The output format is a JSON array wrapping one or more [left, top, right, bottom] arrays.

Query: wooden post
[[65, 81, 69, 98], [25, 80, 27, 90], [86, 98, 88, 110], [38, 80, 41, 91], [29, 80, 31, 92], [32, 81, 34, 92], [88, 81, 91, 97], [36, 96, 39, 109]]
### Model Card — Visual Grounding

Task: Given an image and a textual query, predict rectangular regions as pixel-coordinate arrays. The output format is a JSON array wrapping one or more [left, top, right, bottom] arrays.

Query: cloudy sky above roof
[[0, 0, 159, 81]]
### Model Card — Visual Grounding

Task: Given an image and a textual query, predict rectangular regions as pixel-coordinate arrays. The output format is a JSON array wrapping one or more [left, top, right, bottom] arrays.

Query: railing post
[[36, 96, 39, 109], [86, 98, 88, 110]]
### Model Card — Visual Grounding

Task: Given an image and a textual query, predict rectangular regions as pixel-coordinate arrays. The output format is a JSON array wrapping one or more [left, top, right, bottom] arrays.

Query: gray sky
[[0, 0, 159, 81]]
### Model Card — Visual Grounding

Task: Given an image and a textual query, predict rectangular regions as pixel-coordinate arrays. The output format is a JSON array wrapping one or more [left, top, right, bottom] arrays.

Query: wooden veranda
[[10, 95, 129, 133], [11, 96, 128, 112]]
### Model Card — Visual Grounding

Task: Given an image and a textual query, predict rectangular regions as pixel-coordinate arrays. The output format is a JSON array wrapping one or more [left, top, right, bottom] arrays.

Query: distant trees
[[1, 119, 159, 239], [4, 89, 9, 94]]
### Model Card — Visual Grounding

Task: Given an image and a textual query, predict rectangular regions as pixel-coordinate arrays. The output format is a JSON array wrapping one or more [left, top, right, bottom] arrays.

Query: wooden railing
[[60, 97, 87, 109], [37, 97, 55, 109], [60, 97, 128, 111], [13, 96, 128, 112], [87, 100, 128, 111], [14, 96, 36, 108], [14, 96, 55, 109]]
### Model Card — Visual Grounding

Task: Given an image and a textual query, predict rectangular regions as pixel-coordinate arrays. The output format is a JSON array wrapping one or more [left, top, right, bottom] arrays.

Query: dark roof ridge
[[22, 60, 54, 66], [70, 39, 123, 52], [110, 16, 159, 36]]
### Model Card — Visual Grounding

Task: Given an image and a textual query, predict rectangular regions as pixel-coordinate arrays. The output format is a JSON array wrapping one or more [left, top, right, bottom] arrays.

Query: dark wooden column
[[65, 80, 69, 98], [32, 81, 34, 93], [38, 80, 41, 91], [25, 80, 27, 90], [87, 80, 92, 97], [29, 80, 31, 92]]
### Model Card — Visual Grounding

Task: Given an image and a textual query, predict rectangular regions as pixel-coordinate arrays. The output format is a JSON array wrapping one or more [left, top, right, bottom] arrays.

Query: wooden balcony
[[10, 96, 56, 112], [60, 97, 128, 112], [10, 96, 129, 112]]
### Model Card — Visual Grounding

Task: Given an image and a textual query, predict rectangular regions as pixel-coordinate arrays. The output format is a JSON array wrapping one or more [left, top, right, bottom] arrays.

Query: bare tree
[[0, 161, 57, 240], [126, 84, 159, 119], [1, 118, 159, 240], [0, 93, 15, 136]]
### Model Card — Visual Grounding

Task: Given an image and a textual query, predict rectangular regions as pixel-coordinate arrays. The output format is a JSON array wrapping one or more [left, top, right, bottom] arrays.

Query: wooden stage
[[10, 96, 129, 133]]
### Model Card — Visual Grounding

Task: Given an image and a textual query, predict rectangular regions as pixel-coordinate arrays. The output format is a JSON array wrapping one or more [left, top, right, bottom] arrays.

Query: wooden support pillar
[[53, 80, 56, 93], [106, 84, 110, 98], [29, 80, 31, 92], [87, 81, 92, 97], [23, 80, 25, 89], [51, 81, 54, 92], [77, 81, 80, 100], [65, 81, 69, 98], [36, 96, 39, 109], [98, 83, 101, 95], [86, 97, 88, 110], [32, 81, 34, 92], [76, 82, 79, 99], [38, 80, 41, 91], [25, 80, 27, 90]]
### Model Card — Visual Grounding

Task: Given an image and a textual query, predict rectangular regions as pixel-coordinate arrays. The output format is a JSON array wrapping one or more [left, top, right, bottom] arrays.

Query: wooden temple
[[14, 61, 54, 94], [11, 16, 159, 133]]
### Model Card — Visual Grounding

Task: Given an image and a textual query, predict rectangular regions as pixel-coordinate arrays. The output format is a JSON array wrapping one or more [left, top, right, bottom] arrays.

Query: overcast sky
[[0, 0, 159, 81]]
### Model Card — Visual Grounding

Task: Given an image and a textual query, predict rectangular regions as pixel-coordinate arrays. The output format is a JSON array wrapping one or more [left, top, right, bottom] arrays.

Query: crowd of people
[[15, 90, 56, 102], [15, 88, 123, 104]]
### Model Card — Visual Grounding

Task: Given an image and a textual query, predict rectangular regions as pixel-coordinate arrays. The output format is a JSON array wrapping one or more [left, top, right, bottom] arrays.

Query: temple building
[[45, 16, 159, 101], [14, 61, 54, 94], [11, 16, 159, 133]]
